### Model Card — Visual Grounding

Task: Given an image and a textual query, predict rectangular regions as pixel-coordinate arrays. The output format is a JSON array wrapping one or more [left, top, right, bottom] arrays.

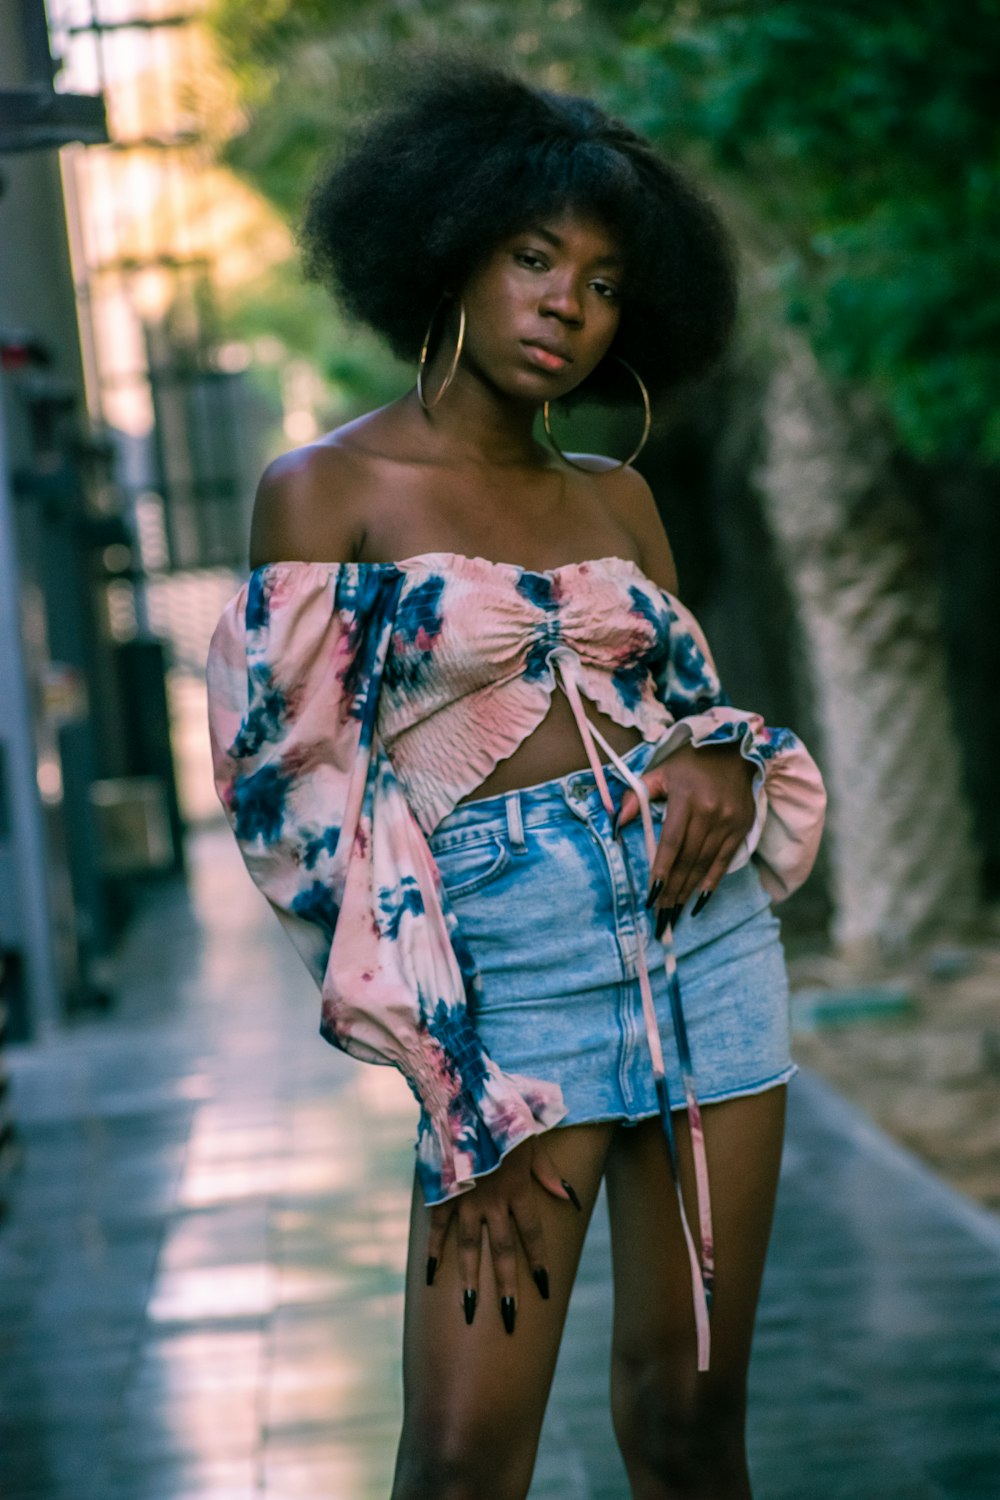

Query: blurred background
[[1, 2, 999, 1497]]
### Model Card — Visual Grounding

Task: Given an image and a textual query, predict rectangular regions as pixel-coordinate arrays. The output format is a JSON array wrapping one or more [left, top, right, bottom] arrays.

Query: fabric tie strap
[[551, 647, 715, 1372]]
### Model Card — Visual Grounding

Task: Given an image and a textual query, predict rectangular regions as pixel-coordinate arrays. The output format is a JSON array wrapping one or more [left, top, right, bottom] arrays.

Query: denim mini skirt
[[426, 738, 796, 1126]]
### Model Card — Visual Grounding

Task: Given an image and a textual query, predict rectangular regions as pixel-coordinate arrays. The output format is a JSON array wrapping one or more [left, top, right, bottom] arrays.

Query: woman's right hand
[[423, 1133, 582, 1334]]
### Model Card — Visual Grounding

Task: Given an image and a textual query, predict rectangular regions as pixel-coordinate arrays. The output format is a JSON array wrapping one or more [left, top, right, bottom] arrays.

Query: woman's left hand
[[616, 741, 757, 914]]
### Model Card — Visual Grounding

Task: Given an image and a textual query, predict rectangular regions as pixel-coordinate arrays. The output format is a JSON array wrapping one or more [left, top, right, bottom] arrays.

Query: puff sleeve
[[206, 561, 566, 1205], [649, 588, 828, 902]]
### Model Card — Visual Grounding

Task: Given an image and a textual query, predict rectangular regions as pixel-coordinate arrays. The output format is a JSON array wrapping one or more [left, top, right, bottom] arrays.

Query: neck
[[408, 350, 550, 471]]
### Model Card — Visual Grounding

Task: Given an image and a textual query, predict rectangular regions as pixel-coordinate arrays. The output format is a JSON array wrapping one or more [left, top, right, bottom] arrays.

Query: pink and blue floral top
[[207, 550, 826, 1364]]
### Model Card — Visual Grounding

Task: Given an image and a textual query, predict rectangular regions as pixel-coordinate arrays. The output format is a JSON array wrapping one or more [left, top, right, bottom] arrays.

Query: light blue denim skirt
[[426, 739, 796, 1125]]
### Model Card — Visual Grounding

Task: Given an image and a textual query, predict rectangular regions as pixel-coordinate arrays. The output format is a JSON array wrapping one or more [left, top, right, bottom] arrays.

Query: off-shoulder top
[[206, 551, 827, 1370]]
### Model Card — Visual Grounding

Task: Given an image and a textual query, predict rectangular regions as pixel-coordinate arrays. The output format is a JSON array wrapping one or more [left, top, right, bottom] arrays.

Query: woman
[[207, 56, 826, 1500]]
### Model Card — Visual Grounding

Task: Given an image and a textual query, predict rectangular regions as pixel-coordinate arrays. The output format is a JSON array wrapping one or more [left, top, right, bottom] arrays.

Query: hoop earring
[[416, 296, 466, 410], [543, 357, 652, 471]]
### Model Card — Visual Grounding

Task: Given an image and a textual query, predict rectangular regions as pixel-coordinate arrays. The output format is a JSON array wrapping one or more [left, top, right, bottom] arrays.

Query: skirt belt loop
[[504, 790, 527, 852]]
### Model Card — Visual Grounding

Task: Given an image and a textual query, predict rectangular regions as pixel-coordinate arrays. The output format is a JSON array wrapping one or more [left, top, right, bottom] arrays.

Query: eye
[[515, 250, 548, 271], [590, 279, 621, 301]]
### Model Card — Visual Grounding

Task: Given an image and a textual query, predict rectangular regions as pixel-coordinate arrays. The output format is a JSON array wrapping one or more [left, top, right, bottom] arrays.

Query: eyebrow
[[523, 224, 625, 269]]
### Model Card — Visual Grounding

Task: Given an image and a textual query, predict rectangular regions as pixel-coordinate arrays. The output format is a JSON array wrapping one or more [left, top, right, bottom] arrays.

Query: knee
[[611, 1351, 748, 1495], [392, 1411, 532, 1500]]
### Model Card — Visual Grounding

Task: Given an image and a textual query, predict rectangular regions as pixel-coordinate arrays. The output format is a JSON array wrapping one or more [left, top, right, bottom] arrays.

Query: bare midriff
[[455, 688, 645, 804]]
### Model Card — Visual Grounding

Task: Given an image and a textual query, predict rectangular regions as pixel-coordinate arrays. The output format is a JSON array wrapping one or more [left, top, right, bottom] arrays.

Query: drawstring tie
[[551, 648, 715, 1372]]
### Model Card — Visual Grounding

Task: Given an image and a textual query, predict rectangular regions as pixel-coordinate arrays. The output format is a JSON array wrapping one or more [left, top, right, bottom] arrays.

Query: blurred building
[[0, 0, 284, 1045]]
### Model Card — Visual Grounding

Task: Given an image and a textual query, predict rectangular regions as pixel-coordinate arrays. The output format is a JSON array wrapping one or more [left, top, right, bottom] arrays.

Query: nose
[[539, 274, 584, 325]]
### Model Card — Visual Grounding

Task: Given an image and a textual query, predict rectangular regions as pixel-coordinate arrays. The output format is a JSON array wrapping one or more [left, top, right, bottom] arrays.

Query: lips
[[521, 339, 573, 372]]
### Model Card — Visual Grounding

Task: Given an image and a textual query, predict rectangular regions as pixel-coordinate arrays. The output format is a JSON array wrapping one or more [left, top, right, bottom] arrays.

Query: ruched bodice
[[378, 551, 676, 831]]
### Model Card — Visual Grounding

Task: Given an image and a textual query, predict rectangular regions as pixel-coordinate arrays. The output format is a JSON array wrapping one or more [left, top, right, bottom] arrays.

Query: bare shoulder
[[570, 456, 680, 596], [248, 439, 373, 569]]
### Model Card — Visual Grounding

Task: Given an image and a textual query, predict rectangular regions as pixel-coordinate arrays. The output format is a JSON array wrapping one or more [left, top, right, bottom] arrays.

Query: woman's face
[[455, 209, 624, 404]]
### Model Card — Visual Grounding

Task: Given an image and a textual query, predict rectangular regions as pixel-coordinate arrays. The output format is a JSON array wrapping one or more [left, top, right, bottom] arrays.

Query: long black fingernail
[[500, 1295, 516, 1334], [464, 1288, 477, 1325], [426, 1256, 437, 1286], [533, 1266, 550, 1300], [692, 889, 714, 916], [561, 1178, 582, 1212], [645, 878, 663, 910], [655, 902, 684, 939]]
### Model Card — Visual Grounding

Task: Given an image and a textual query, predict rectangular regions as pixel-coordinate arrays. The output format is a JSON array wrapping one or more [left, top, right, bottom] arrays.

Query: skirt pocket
[[429, 831, 512, 901]]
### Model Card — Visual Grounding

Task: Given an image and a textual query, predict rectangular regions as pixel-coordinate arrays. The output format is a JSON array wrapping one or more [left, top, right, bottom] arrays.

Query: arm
[[605, 466, 826, 907], [207, 545, 569, 1198], [208, 552, 577, 1327], [248, 442, 365, 568], [228, 447, 580, 1323]]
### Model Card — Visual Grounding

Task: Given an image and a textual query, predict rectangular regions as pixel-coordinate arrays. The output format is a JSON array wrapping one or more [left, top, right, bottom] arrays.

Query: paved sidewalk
[[1, 825, 999, 1499]]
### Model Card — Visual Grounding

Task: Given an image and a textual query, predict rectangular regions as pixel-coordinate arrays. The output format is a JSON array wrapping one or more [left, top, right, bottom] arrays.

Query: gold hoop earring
[[416, 296, 466, 410], [543, 357, 652, 471]]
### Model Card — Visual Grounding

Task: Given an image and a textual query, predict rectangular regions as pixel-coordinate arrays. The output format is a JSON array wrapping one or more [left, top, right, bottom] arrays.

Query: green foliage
[[216, 260, 411, 423], [612, 0, 1000, 462], [205, 0, 612, 216], [204, 0, 1000, 462]]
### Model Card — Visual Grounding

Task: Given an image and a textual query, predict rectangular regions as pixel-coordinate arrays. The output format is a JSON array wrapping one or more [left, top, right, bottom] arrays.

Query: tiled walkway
[[2, 826, 999, 1499]]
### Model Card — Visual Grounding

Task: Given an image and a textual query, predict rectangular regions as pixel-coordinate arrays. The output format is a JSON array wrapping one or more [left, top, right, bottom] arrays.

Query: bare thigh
[[604, 1090, 787, 1493], [393, 1122, 615, 1498]]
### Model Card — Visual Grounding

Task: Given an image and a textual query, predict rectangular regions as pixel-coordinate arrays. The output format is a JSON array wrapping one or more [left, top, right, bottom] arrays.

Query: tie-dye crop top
[[207, 550, 826, 1364]]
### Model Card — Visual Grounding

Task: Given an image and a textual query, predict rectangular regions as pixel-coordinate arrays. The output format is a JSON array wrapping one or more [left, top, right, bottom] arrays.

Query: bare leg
[[605, 1088, 787, 1500], [391, 1122, 615, 1500]]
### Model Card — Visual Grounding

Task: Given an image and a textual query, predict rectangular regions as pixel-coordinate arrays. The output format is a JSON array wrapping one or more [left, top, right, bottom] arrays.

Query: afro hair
[[295, 54, 738, 404]]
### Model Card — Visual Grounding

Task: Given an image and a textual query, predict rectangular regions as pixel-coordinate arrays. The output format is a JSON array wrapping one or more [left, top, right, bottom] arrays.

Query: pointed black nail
[[533, 1266, 550, 1300], [500, 1295, 516, 1334], [463, 1288, 477, 1325], [426, 1256, 438, 1286], [560, 1177, 583, 1212], [645, 878, 663, 910], [692, 889, 714, 916], [655, 903, 683, 940]]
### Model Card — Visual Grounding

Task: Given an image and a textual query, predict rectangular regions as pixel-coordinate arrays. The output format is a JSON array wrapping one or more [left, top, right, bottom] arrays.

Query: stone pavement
[[1, 825, 999, 1500]]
